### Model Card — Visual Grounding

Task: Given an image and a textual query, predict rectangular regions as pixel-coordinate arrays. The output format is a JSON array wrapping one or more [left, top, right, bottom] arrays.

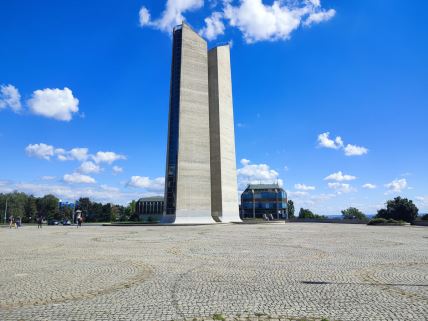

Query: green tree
[[24, 195, 38, 222], [287, 200, 295, 218], [101, 203, 113, 222], [376, 197, 418, 223], [37, 194, 59, 220], [341, 207, 367, 220], [299, 208, 315, 219], [298, 208, 326, 220]]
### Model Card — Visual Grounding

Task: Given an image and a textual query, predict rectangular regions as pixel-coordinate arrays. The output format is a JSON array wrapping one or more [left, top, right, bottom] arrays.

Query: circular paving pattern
[[0, 223, 427, 321]]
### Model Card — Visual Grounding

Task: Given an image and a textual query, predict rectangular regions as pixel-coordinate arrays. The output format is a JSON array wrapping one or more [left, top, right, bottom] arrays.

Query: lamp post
[[3, 198, 8, 224]]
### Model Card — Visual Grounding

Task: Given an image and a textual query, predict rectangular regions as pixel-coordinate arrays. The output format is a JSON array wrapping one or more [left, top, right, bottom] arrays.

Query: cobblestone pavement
[[0, 223, 427, 321]]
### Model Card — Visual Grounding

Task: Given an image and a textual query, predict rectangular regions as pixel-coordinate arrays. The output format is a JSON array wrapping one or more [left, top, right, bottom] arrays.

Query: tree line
[[0, 192, 140, 223], [287, 197, 422, 223]]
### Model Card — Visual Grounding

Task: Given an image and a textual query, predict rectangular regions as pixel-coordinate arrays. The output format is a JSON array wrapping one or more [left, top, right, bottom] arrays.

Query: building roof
[[138, 196, 164, 202], [245, 183, 283, 190]]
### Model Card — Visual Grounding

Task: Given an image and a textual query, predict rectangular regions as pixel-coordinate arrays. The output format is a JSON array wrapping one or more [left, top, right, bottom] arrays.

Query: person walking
[[9, 215, 14, 229], [37, 215, 43, 229], [77, 215, 82, 228]]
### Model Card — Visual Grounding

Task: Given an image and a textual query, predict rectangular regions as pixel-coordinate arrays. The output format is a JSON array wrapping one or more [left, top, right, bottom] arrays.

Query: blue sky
[[0, 0, 427, 214]]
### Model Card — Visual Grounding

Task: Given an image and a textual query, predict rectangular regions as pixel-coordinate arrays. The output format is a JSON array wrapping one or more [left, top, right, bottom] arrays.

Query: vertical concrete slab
[[173, 23, 214, 223], [208, 45, 241, 223]]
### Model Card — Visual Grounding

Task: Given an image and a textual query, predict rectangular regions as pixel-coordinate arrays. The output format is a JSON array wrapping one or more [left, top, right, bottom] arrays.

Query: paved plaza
[[0, 223, 427, 321]]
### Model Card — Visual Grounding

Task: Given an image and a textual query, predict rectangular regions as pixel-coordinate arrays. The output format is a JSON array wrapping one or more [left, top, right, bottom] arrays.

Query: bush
[[368, 218, 388, 225], [368, 218, 406, 225], [421, 214, 428, 221]]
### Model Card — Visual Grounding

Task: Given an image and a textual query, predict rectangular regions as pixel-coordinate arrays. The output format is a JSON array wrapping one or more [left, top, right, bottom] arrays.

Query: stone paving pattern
[[0, 223, 427, 321]]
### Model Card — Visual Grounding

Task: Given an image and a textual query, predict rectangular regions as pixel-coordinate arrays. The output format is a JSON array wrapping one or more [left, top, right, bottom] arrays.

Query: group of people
[[8, 215, 21, 228], [7, 215, 84, 228]]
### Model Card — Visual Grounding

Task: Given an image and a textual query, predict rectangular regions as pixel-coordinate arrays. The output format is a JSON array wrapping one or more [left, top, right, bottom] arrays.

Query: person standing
[[9, 215, 14, 229], [37, 215, 43, 229], [77, 215, 82, 228]]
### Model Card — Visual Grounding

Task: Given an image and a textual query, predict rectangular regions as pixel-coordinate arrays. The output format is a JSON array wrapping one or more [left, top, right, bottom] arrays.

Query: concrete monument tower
[[163, 23, 240, 223]]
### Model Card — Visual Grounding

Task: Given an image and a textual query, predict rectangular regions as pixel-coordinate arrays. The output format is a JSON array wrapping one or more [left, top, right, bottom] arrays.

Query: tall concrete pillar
[[163, 23, 214, 224], [208, 45, 241, 223]]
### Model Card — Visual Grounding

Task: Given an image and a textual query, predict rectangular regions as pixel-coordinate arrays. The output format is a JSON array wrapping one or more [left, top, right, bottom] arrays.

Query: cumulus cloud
[[303, 8, 336, 26], [362, 183, 376, 189], [0, 84, 22, 112], [126, 176, 165, 192], [327, 182, 355, 193], [78, 161, 101, 174], [294, 183, 315, 191], [63, 172, 96, 184], [317, 132, 368, 157], [139, 0, 203, 32], [344, 144, 368, 156], [200, 11, 225, 40], [140, 0, 335, 42], [224, 0, 335, 43], [25, 143, 55, 160], [92, 151, 126, 164], [26, 144, 126, 171], [56, 147, 89, 161], [385, 178, 407, 194], [317, 132, 343, 149], [139, 6, 151, 26], [415, 196, 428, 209], [237, 158, 281, 189], [324, 171, 356, 182], [27, 87, 79, 121], [0, 180, 141, 205]]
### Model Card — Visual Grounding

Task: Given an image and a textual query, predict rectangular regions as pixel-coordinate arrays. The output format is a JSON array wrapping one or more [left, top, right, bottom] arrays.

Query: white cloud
[[92, 151, 126, 164], [112, 165, 123, 174], [385, 178, 407, 194], [56, 147, 89, 161], [139, 0, 204, 32], [317, 132, 343, 149], [327, 182, 355, 193], [415, 196, 428, 209], [0, 180, 142, 205], [224, 0, 301, 43], [0, 84, 22, 112], [126, 176, 165, 192], [240, 158, 250, 166], [294, 183, 315, 191], [69, 148, 89, 161], [200, 11, 225, 40], [78, 161, 101, 174], [317, 132, 368, 157], [63, 172, 96, 184], [287, 190, 308, 197], [27, 87, 79, 121], [362, 183, 376, 189], [141, 0, 335, 43], [237, 158, 281, 189], [223, 0, 335, 43], [25, 143, 55, 160], [344, 144, 368, 156], [324, 171, 356, 182], [303, 8, 335, 26], [139, 6, 151, 26]]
